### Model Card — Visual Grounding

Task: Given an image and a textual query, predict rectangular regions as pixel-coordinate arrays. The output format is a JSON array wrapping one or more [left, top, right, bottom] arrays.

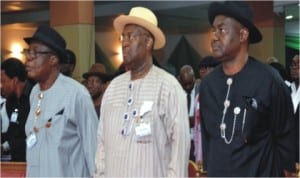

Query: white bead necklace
[[220, 78, 247, 144]]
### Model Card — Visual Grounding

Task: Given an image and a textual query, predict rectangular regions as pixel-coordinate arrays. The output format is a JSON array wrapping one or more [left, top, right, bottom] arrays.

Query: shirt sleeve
[[270, 79, 296, 172], [165, 85, 191, 177], [75, 92, 99, 176], [94, 89, 109, 177]]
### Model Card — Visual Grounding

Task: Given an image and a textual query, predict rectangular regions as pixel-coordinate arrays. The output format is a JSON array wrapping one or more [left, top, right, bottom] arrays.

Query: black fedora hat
[[24, 25, 67, 62], [82, 63, 113, 82], [208, 1, 262, 44]]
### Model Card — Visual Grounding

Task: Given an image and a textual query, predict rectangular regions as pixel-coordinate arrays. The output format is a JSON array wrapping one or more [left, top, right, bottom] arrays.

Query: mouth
[[25, 66, 34, 73], [211, 43, 219, 51]]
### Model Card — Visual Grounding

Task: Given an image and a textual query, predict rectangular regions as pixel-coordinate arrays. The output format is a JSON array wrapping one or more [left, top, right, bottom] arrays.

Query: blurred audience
[[1, 58, 33, 161], [82, 63, 112, 118], [60, 49, 76, 77], [178, 65, 196, 162]]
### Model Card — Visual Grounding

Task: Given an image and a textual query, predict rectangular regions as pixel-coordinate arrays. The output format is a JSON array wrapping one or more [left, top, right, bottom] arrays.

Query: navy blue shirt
[[199, 57, 296, 176]]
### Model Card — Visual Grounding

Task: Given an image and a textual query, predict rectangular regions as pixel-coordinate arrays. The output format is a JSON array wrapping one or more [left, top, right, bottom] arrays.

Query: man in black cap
[[199, 1, 296, 176], [23, 25, 98, 177], [60, 49, 76, 77], [197, 56, 220, 80]]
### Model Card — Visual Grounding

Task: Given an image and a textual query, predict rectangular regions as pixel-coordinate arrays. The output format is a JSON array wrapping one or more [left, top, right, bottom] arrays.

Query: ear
[[240, 28, 249, 43], [146, 38, 154, 49], [49, 55, 60, 65], [12, 76, 18, 85]]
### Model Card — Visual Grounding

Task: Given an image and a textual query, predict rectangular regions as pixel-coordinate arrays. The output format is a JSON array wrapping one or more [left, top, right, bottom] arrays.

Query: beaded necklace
[[220, 78, 247, 144], [33, 92, 43, 132]]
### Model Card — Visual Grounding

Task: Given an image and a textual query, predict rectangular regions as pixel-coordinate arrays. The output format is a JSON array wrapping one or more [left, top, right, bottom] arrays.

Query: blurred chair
[[188, 160, 200, 177], [1, 162, 26, 177]]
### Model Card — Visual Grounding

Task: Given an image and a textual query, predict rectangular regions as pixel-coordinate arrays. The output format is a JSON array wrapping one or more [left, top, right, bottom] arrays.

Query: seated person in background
[[1, 58, 33, 161], [82, 63, 113, 118]]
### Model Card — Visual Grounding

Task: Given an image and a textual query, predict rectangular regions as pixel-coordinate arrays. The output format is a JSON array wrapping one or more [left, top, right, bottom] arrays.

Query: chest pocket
[[45, 108, 67, 145], [242, 97, 269, 143]]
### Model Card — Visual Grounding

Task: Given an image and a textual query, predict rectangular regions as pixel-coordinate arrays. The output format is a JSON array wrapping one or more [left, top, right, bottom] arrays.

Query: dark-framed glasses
[[290, 62, 299, 68], [119, 33, 150, 42], [23, 49, 55, 58]]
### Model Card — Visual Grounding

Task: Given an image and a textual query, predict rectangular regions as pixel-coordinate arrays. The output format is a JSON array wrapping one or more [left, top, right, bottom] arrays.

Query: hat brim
[[82, 72, 113, 82], [24, 37, 67, 62], [208, 2, 262, 44], [114, 15, 166, 49]]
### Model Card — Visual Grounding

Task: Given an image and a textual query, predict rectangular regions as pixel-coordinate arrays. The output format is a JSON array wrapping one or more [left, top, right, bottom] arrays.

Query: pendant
[[35, 107, 41, 116], [220, 123, 226, 130], [226, 78, 233, 85], [45, 122, 52, 128], [220, 123, 226, 138], [33, 126, 39, 133], [233, 107, 241, 115], [38, 93, 44, 99]]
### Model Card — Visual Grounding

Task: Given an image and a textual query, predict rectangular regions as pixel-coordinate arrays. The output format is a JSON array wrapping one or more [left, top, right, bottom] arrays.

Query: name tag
[[135, 122, 151, 137], [10, 109, 18, 123], [26, 133, 37, 149]]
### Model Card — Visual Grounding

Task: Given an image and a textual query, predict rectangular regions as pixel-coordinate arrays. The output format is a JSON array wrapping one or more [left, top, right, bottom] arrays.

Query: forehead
[[292, 55, 299, 62], [123, 24, 148, 33], [28, 41, 50, 49], [213, 15, 241, 27], [87, 75, 102, 81], [1, 70, 10, 80], [181, 72, 194, 82]]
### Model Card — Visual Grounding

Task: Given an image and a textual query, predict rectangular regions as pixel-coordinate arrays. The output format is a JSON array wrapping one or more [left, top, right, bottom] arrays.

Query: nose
[[25, 55, 34, 62], [122, 39, 130, 48], [211, 31, 219, 42]]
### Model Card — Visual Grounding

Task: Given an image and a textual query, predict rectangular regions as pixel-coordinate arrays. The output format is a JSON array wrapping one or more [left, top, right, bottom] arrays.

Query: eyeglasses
[[23, 49, 55, 58], [119, 33, 150, 42], [290, 63, 299, 68]]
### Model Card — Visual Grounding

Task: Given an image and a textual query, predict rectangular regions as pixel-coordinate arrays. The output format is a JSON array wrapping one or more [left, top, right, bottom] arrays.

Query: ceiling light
[[285, 15, 293, 20]]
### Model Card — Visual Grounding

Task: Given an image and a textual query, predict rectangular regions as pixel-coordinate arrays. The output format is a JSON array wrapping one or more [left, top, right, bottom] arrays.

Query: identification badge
[[26, 133, 37, 149], [135, 122, 151, 137], [10, 109, 18, 123], [140, 101, 153, 117]]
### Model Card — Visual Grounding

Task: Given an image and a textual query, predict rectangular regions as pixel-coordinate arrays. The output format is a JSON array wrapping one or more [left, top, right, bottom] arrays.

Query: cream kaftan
[[95, 66, 190, 177]]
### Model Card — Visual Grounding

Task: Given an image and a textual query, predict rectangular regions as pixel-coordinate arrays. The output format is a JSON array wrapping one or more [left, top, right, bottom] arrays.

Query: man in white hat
[[94, 6, 190, 177]]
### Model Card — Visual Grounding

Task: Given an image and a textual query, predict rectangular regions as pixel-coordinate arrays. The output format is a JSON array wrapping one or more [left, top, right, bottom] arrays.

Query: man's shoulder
[[58, 75, 90, 96], [152, 66, 180, 85], [248, 57, 283, 81]]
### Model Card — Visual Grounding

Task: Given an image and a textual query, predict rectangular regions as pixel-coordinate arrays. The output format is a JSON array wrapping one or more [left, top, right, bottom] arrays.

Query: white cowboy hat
[[113, 6, 166, 49]]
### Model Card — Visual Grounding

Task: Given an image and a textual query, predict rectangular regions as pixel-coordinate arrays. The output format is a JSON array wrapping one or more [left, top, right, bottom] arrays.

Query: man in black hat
[[23, 25, 98, 177], [197, 56, 220, 80], [199, 1, 296, 176], [60, 49, 76, 77]]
